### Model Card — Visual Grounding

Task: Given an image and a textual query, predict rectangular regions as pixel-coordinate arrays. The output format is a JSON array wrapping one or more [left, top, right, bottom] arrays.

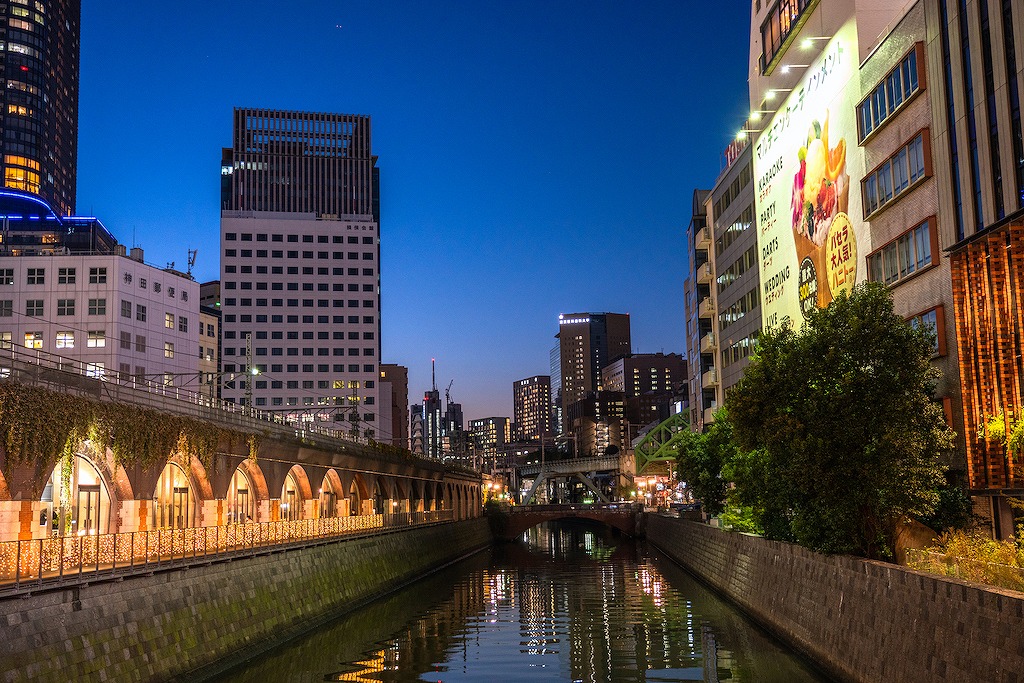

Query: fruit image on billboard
[[755, 21, 864, 332]]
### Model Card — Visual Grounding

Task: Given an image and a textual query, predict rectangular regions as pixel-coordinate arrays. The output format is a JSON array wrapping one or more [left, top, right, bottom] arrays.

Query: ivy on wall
[[0, 382, 259, 473]]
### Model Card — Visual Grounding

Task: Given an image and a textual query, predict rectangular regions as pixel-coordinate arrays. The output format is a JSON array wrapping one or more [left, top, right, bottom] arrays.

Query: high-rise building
[[602, 352, 686, 432], [410, 404, 424, 454], [219, 108, 380, 435], [513, 375, 552, 442], [469, 417, 511, 464], [556, 312, 630, 434], [549, 345, 562, 438], [0, 0, 80, 217], [379, 364, 409, 449]]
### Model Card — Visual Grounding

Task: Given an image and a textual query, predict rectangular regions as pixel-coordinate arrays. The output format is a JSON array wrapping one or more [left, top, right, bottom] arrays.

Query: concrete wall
[[647, 515, 1024, 683], [0, 518, 491, 682]]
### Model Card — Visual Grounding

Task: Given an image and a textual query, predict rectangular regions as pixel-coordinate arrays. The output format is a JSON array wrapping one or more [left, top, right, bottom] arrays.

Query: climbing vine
[[0, 383, 257, 472]]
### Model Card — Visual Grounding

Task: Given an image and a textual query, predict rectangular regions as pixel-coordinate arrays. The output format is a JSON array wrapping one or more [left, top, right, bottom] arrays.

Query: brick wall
[[647, 515, 1024, 683], [0, 518, 492, 682]]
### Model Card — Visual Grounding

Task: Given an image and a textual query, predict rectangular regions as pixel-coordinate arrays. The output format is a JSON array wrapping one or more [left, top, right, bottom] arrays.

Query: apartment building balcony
[[703, 401, 718, 425], [700, 331, 716, 354], [695, 225, 711, 248], [701, 367, 719, 387], [696, 261, 713, 284], [698, 295, 715, 318]]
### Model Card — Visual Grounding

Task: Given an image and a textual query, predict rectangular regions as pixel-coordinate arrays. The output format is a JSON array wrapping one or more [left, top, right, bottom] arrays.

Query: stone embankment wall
[[647, 515, 1024, 683], [0, 518, 491, 682]]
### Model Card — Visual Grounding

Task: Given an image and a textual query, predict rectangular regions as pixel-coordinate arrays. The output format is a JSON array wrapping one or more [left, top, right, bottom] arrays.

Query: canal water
[[221, 521, 828, 682]]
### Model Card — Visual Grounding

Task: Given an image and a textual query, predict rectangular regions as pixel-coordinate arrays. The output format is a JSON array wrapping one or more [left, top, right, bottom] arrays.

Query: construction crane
[[445, 380, 454, 407], [187, 249, 198, 278]]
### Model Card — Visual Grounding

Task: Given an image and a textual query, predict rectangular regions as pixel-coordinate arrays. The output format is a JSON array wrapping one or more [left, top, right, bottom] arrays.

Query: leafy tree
[[727, 282, 953, 560], [674, 408, 736, 516]]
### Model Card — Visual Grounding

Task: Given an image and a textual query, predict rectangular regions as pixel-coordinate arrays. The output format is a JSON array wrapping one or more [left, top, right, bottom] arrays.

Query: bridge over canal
[[492, 503, 643, 541]]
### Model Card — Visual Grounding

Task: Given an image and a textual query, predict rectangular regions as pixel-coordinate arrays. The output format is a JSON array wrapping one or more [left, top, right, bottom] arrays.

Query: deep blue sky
[[77, 1, 751, 423]]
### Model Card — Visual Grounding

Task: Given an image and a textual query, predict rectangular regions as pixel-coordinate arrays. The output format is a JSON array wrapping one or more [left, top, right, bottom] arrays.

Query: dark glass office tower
[[0, 0, 81, 217]]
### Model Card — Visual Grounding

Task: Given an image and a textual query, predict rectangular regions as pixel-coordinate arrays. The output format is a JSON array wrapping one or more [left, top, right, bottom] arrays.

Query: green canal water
[[221, 521, 828, 682]]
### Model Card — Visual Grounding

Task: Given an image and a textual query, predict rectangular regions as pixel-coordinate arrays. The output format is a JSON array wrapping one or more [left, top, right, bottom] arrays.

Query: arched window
[[281, 471, 302, 521], [227, 467, 255, 523], [319, 474, 338, 518], [152, 463, 194, 530], [42, 455, 110, 536]]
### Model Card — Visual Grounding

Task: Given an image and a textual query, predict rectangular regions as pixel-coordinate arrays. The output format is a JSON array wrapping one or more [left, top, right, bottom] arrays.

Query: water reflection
[[221, 521, 826, 682]]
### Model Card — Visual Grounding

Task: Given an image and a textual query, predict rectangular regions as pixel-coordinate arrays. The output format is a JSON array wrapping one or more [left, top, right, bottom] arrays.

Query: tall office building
[[0, 0, 80, 217], [379, 364, 409, 448], [219, 109, 380, 434], [512, 375, 552, 442], [549, 345, 562, 438], [556, 312, 630, 434]]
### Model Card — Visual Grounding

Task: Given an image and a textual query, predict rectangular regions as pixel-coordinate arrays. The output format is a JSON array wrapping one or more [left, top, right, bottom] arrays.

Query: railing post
[[36, 538, 42, 586], [14, 539, 21, 590]]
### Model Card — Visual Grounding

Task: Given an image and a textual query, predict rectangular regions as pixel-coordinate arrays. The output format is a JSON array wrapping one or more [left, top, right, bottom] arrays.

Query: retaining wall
[[647, 514, 1024, 683], [0, 518, 492, 682]]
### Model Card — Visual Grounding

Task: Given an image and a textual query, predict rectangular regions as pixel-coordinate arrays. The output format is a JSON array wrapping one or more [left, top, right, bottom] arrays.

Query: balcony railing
[[0, 510, 453, 597], [697, 261, 713, 284], [698, 296, 715, 318], [700, 331, 717, 354]]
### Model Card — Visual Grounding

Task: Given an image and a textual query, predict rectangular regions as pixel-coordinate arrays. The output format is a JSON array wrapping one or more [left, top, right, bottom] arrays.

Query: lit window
[[24, 331, 42, 349], [165, 312, 174, 328], [164, 342, 174, 358], [87, 331, 106, 348], [55, 331, 74, 349]]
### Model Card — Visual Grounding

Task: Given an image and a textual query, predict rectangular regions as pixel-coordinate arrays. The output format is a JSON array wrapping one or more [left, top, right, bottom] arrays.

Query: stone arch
[[372, 478, 388, 514], [346, 472, 371, 516], [281, 464, 313, 521], [319, 468, 344, 518]]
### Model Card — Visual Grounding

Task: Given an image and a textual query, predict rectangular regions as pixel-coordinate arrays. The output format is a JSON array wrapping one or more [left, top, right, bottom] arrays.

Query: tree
[[674, 408, 735, 516], [727, 282, 953, 560]]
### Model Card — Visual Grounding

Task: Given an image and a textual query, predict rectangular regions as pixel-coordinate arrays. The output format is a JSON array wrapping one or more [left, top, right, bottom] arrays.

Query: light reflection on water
[[221, 521, 828, 683]]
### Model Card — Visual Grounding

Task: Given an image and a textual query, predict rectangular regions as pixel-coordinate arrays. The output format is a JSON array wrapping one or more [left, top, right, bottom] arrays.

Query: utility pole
[[245, 333, 253, 410]]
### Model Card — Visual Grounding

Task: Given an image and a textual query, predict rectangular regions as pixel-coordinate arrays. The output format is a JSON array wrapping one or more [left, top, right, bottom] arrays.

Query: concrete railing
[[0, 510, 454, 597]]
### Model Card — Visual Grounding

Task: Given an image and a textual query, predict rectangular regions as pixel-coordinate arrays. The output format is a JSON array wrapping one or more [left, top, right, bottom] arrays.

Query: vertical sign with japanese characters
[[754, 20, 865, 332]]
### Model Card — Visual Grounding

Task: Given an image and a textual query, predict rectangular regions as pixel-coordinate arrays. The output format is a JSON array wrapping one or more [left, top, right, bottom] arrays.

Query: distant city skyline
[[75, 1, 752, 420]]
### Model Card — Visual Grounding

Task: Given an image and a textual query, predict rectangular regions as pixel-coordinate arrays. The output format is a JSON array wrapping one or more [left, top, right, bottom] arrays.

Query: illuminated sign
[[559, 317, 591, 325], [754, 21, 865, 332]]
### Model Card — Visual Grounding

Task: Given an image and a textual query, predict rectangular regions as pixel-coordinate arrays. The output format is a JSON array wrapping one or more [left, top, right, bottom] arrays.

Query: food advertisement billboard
[[754, 21, 864, 332]]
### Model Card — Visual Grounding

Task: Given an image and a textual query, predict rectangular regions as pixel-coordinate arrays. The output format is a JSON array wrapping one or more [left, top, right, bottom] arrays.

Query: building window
[[862, 131, 929, 217], [26, 268, 44, 285], [867, 218, 936, 286], [759, 0, 813, 74], [909, 306, 946, 356], [164, 342, 174, 358], [25, 299, 43, 316], [137, 304, 147, 322], [88, 298, 106, 315], [87, 331, 106, 348], [120, 331, 131, 350], [0, 269, 13, 285], [165, 312, 174, 328], [857, 44, 924, 141], [55, 331, 75, 349], [57, 299, 75, 316], [89, 267, 108, 284], [121, 300, 132, 318], [24, 331, 42, 349], [178, 316, 188, 333], [58, 267, 76, 284], [135, 335, 146, 352], [0, 300, 10, 317]]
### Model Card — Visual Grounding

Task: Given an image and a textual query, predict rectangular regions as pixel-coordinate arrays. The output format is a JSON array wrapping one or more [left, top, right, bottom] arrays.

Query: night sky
[[76, 1, 751, 422]]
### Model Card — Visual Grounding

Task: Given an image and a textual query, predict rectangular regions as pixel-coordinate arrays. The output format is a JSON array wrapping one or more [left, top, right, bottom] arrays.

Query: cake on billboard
[[755, 20, 864, 332]]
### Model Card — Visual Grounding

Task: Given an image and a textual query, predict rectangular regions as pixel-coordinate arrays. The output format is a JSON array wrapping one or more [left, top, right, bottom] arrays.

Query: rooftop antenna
[[187, 249, 198, 277], [431, 358, 436, 392]]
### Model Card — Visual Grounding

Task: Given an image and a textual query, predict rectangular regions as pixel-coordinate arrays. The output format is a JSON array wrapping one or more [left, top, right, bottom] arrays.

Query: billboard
[[754, 21, 864, 332]]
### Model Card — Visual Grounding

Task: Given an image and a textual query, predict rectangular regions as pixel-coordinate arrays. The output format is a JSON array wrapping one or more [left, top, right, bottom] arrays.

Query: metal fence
[[906, 548, 1024, 593], [0, 510, 454, 597]]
